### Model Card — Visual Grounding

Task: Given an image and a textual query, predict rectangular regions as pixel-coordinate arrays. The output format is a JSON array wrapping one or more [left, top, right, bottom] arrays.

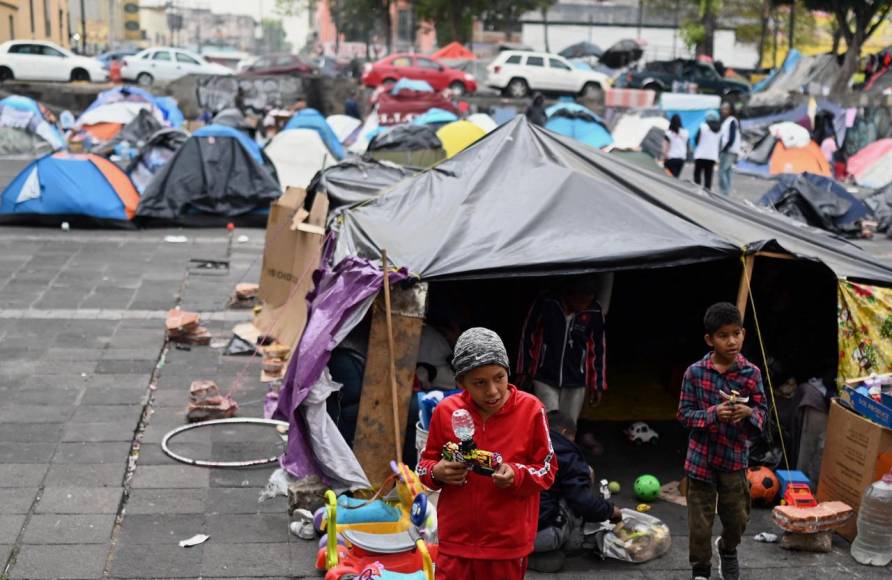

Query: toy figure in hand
[[441, 409, 504, 476]]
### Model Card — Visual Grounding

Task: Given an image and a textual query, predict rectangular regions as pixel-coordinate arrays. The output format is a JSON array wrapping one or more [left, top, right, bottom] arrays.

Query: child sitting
[[417, 327, 557, 579], [678, 302, 767, 580], [530, 410, 622, 573]]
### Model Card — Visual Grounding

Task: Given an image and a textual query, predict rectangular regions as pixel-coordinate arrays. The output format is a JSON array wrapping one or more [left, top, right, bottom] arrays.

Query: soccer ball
[[633, 474, 661, 502], [747, 466, 780, 505]]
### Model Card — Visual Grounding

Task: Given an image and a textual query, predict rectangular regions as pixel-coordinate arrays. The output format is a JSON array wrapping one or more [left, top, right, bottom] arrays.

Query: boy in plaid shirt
[[678, 302, 767, 580]]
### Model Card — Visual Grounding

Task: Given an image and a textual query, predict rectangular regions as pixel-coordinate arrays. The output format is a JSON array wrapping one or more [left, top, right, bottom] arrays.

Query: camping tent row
[[271, 116, 892, 491], [76, 86, 185, 146]]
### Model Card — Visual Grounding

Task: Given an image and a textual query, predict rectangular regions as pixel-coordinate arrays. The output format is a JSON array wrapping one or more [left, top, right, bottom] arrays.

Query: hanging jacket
[[538, 430, 614, 530], [517, 295, 607, 392], [417, 387, 556, 559]]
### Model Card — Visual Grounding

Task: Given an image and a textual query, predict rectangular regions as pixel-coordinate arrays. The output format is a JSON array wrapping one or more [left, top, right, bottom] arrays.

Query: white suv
[[487, 50, 609, 98], [121, 47, 233, 86], [0, 40, 107, 83]]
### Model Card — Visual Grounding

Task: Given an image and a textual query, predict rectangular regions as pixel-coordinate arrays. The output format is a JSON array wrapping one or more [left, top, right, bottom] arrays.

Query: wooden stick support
[[736, 254, 755, 321], [380, 249, 403, 461]]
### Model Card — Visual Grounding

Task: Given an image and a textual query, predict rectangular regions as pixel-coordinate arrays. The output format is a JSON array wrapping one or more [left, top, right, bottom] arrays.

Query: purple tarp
[[274, 255, 408, 479]]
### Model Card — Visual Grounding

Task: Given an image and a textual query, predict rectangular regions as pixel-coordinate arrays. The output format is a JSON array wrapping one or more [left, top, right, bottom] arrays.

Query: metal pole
[[80, 0, 86, 53], [637, 0, 644, 39], [787, 1, 795, 52]]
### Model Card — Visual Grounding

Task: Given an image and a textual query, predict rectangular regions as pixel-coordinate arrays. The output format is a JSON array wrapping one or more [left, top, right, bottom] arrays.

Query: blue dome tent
[[545, 102, 613, 149], [283, 108, 345, 159]]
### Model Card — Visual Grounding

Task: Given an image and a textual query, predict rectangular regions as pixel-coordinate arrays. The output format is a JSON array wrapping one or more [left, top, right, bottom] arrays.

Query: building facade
[[0, 0, 71, 47]]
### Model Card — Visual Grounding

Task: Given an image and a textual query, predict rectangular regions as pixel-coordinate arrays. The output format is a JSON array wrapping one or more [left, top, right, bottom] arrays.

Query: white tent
[[610, 112, 669, 150], [326, 114, 362, 144], [266, 128, 336, 191], [467, 113, 498, 134], [76, 102, 163, 128], [348, 110, 381, 154]]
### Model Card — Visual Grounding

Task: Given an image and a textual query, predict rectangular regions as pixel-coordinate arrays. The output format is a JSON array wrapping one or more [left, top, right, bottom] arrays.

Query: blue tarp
[[86, 87, 184, 128], [0, 155, 130, 222], [412, 108, 459, 127], [545, 102, 613, 149], [193, 124, 265, 165], [391, 79, 433, 94], [283, 108, 345, 159]]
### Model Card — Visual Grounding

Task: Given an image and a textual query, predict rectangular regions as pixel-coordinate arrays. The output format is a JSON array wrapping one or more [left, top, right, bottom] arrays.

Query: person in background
[[529, 410, 622, 573], [718, 101, 741, 196], [344, 90, 362, 120], [693, 111, 722, 191], [663, 114, 689, 178], [526, 92, 547, 127]]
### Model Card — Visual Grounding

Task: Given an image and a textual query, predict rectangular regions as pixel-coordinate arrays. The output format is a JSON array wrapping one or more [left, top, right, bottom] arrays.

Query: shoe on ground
[[528, 550, 566, 573], [715, 537, 740, 580]]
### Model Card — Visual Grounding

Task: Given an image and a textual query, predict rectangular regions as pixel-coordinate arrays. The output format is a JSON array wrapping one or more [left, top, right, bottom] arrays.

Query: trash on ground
[[287, 474, 327, 515], [237, 234, 250, 243], [224, 322, 262, 356], [754, 532, 778, 543], [166, 308, 210, 345], [179, 533, 209, 547], [658, 480, 687, 506], [164, 235, 188, 243], [593, 508, 671, 563], [186, 380, 238, 423]]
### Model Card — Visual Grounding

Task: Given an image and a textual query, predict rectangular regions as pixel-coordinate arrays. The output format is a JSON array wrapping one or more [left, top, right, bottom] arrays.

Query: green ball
[[634, 474, 661, 502], [608, 481, 621, 494]]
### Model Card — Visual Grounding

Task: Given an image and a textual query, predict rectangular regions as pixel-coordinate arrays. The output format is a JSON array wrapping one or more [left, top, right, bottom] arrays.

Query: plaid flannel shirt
[[677, 353, 767, 483]]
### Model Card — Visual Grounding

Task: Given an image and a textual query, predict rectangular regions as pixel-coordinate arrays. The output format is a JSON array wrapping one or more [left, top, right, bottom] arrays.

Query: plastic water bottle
[[451, 409, 475, 442], [850, 470, 892, 566]]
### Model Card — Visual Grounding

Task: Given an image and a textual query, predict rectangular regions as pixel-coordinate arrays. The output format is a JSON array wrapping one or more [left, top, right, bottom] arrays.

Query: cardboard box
[[843, 386, 892, 429], [816, 399, 892, 540], [255, 187, 328, 349]]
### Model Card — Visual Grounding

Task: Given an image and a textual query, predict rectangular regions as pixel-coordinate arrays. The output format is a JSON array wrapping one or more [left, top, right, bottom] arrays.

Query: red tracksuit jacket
[[417, 386, 557, 559]]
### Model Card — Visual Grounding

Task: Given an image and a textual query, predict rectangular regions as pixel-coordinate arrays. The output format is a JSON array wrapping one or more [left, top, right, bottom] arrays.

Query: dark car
[[618, 58, 749, 97], [241, 53, 316, 76]]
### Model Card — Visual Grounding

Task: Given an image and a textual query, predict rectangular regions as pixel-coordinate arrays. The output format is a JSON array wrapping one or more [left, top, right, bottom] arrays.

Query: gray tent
[[305, 157, 418, 215], [335, 116, 892, 285]]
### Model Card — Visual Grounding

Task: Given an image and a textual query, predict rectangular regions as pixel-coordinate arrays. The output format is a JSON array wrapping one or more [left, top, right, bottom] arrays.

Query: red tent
[[377, 90, 458, 126], [432, 42, 477, 61]]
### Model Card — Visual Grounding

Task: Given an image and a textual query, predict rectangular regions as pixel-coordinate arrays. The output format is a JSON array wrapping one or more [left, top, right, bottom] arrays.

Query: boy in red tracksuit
[[417, 327, 557, 580]]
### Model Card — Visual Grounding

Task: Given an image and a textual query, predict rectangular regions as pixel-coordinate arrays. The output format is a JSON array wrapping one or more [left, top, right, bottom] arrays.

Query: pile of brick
[[261, 343, 291, 381], [186, 380, 239, 422], [772, 501, 853, 553], [166, 308, 210, 345], [230, 283, 260, 309]]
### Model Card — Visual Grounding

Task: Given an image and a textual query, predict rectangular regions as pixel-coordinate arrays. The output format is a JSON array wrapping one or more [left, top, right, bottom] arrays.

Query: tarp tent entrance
[[0, 153, 139, 227], [272, 116, 892, 490]]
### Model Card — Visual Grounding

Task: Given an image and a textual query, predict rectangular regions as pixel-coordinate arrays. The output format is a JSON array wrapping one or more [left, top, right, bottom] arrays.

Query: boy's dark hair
[[704, 302, 742, 335], [546, 410, 577, 435]]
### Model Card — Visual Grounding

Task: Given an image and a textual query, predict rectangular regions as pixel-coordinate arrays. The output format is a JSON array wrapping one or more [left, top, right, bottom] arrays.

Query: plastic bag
[[595, 508, 671, 563]]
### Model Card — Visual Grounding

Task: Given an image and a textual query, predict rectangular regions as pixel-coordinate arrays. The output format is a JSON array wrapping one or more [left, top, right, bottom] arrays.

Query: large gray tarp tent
[[334, 115, 892, 285]]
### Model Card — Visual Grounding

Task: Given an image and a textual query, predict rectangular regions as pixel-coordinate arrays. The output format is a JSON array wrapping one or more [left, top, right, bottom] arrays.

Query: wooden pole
[[736, 254, 756, 321], [380, 249, 402, 461]]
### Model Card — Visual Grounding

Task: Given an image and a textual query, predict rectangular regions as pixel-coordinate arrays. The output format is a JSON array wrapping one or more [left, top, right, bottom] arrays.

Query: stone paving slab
[[44, 463, 126, 487], [0, 464, 48, 487], [35, 487, 122, 514], [8, 543, 109, 579], [22, 514, 115, 544], [200, 542, 292, 577], [125, 488, 207, 515], [0, 489, 37, 514], [109, 541, 204, 578]]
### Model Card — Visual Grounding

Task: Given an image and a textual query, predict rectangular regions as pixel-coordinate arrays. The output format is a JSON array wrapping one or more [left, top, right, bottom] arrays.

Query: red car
[[241, 53, 316, 76], [362, 53, 476, 95]]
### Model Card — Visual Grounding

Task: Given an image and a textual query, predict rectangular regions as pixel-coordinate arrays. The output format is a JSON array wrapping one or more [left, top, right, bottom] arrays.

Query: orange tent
[[768, 141, 831, 177], [432, 42, 477, 61]]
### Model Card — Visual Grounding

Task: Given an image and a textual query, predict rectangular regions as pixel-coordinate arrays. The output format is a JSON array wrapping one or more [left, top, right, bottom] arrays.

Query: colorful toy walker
[[314, 462, 437, 580]]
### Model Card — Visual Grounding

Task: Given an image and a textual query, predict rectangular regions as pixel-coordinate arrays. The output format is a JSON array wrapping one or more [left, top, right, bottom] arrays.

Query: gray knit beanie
[[452, 327, 510, 378]]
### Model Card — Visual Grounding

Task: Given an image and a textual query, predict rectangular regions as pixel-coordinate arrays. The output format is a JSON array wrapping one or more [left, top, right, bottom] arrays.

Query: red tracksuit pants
[[436, 553, 527, 580]]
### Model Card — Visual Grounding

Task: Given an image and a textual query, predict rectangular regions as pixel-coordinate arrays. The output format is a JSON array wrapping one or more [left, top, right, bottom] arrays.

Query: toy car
[[781, 483, 817, 508], [624, 422, 659, 445]]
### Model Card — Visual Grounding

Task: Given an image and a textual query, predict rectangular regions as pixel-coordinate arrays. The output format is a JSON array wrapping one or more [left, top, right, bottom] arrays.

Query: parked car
[[0, 40, 108, 82], [362, 53, 477, 95], [96, 49, 139, 69], [486, 50, 610, 98], [618, 58, 750, 97], [240, 53, 316, 76], [121, 47, 233, 86]]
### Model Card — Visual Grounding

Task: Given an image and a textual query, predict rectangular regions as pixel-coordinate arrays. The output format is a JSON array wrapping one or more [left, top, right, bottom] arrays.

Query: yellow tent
[[436, 120, 486, 158]]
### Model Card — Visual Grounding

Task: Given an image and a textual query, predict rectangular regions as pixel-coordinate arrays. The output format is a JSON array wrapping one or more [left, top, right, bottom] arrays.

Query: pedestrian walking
[[663, 114, 689, 178], [718, 102, 741, 196], [693, 111, 722, 191], [526, 92, 547, 127]]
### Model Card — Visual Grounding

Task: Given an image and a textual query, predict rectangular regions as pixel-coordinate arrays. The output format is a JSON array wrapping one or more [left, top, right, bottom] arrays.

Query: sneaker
[[715, 537, 740, 580], [693, 576, 709, 580]]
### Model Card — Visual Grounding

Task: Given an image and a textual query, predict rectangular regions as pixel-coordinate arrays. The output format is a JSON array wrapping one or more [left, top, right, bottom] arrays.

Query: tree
[[260, 19, 292, 54], [416, 0, 556, 47], [277, 0, 393, 54], [805, 0, 892, 93]]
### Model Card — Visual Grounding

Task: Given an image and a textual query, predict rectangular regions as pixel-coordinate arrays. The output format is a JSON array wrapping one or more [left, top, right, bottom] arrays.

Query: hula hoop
[[160, 417, 289, 468]]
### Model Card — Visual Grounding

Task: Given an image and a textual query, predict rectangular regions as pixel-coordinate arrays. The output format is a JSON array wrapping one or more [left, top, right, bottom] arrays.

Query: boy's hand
[[730, 404, 753, 423], [716, 402, 734, 422], [433, 460, 470, 486], [491, 463, 515, 489]]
